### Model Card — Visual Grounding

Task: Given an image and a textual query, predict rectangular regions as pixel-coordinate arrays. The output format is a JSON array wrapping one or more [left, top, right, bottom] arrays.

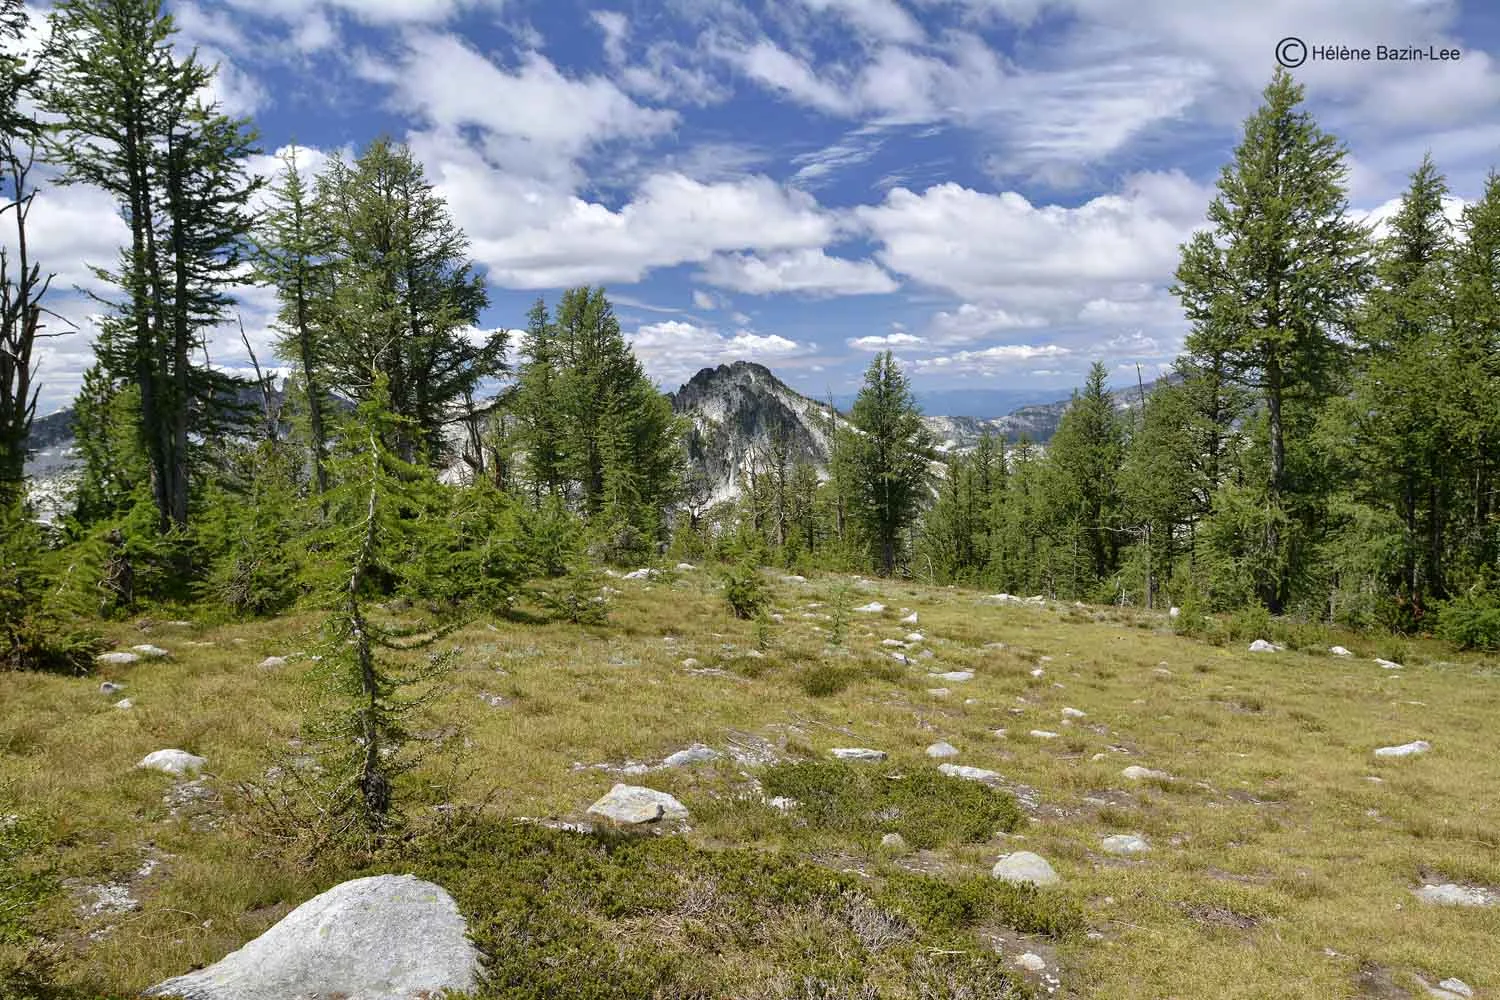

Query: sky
[[14, 0, 1500, 417]]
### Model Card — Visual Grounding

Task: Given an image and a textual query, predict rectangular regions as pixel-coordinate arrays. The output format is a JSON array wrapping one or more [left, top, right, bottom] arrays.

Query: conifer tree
[[1172, 68, 1370, 611], [513, 298, 564, 505], [1045, 361, 1126, 595], [848, 351, 933, 575]]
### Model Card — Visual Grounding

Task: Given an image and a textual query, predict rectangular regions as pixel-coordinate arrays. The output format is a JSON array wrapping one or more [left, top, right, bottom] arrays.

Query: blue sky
[[19, 0, 1500, 416]]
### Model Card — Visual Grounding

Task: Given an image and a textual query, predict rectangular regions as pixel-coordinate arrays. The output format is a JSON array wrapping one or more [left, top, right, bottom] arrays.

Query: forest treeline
[[2, 0, 1499, 676]]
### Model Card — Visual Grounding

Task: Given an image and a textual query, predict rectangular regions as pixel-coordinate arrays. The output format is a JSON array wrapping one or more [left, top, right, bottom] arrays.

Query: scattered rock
[[115, 699, 134, 710], [1014, 952, 1047, 973], [144, 874, 479, 1000], [1029, 730, 1059, 740], [257, 656, 288, 670], [929, 670, 973, 682], [767, 796, 797, 812], [881, 638, 907, 648], [622, 568, 658, 580], [96, 651, 139, 666], [1374, 740, 1430, 758], [880, 832, 908, 852], [927, 688, 951, 697], [100, 681, 126, 695], [831, 747, 887, 762], [905, 632, 925, 643], [675, 563, 697, 571], [660, 744, 719, 768], [681, 657, 701, 669], [586, 784, 689, 825], [131, 644, 170, 659], [477, 692, 509, 708], [1248, 639, 1283, 653], [938, 763, 1001, 784], [1414, 883, 1494, 907], [900, 612, 918, 624], [1432, 978, 1475, 999], [84, 882, 140, 916], [989, 593, 1023, 604], [992, 851, 1060, 887], [781, 575, 807, 583], [854, 602, 885, 613], [1168, 607, 1181, 619], [1375, 658, 1404, 670], [925, 741, 959, 759], [1330, 646, 1353, 657], [1061, 707, 1086, 720], [1121, 765, 1170, 782], [137, 750, 207, 776], [1030, 668, 1045, 678], [1101, 834, 1151, 856]]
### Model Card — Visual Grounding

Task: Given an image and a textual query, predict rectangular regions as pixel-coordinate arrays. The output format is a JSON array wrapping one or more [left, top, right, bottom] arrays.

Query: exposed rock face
[[145, 874, 479, 1000]]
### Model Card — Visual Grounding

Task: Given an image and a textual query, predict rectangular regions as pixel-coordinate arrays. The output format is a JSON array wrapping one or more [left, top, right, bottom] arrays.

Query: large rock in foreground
[[145, 874, 478, 1000], [587, 783, 690, 825]]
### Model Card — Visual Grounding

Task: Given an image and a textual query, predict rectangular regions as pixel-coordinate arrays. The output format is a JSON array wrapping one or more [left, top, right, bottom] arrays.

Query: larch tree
[[1172, 68, 1370, 611], [848, 351, 933, 575]]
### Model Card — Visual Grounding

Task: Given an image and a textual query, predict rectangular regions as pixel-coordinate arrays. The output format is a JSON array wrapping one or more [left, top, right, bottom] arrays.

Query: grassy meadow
[[2, 567, 1498, 998]]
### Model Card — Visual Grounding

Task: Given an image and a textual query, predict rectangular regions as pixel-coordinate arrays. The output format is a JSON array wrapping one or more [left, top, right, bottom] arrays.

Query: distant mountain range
[[22, 362, 1171, 516]]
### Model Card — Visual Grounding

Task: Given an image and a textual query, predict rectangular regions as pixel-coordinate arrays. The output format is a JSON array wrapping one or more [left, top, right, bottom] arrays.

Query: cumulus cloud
[[699, 248, 899, 296], [847, 332, 926, 349], [907, 343, 1073, 377], [629, 319, 811, 386]]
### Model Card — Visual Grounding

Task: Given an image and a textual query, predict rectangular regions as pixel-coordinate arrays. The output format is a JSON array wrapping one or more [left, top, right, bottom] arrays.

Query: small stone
[[96, 652, 139, 666], [882, 638, 906, 648], [1168, 607, 1181, 619], [258, 656, 288, 670], [781, 575, 807, 583], [681, 657, 701, 669], [891, 652, 910, 664], [115, 699, 134, 710], [1374, 740, 1430, 758], [1121, 765, 1170, 782], [131, 644, 170, 659], [930, 670, 973, 682], [900, 612, 918, 624], [1414, 883, 1493, 907], [660, 744, 718, 768], [927, 688, 951, 697], [1014, 952, 1047, 972], [831, 747, 887, 762], [586, 784, 689, 825], [880, 832, 908, 852], [854, 602, 885, 613], [992, 851, 1060, 887], [100, 681, 126, 695], [1101, 834, 1150, 856], [1248, 639, 1282, 653], [1029, 730, 1059, 740], [1061, 707, 1086, 720], [939, 763, 1001, 784], [136, 749, 207, 776], [1375, 657, 1404, 670], [1435, 978, 1474, 998], [1030, 668, 1044, 678], [925, 741, 959, 758], [477, 693, 509, 708], [1330, 646, 1353, 657], [675, 563, 697, 571], [622, 568, 657, 580]]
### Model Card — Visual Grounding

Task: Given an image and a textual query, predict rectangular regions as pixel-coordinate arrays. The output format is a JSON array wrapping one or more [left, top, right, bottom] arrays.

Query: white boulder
[[660, 745, 718, 768], [929, 670, 973, 682], [145, 874, 478, 1000], [1061, 707, 1086, 720], [1330, 646, 1353, 657], [900, 612, 918, 624], [1248, 639, 1282, 653], [853, 602, 885, 613], [925, 741, 959, 759], [830, 748, 887, 762], [137, 750, 207, 776], [992, 851, 1059, 887], [1121, 765, 1170, 782], [257, 656, 288, 670], [131, 644, 171, 659], [97, 651, 139, 666], [1375, 657, 1404, 670], [586, 784, 689, 825], [1101, 834, 1151, 856], [938, 763, 1001, 784], [1374, 740, 1430, 758]]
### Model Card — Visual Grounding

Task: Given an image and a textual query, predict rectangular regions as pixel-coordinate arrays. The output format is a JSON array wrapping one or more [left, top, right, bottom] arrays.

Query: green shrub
[[722, 560, 768, 619], [796, 663, 854, 697], [1437, 590, 1500, 650]]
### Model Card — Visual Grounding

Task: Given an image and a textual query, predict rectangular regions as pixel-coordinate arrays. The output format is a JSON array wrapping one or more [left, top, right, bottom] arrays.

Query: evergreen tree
[[43, 0, 261, 532], [1045, 362, 1126, 596], [1120, 379, 1202, 608], [513, 298, 564, 505], [313, 138, 501, 464], [1172, 68, 1370, 611], [848, 351, 933, 575], [254, 146, 332, 502]]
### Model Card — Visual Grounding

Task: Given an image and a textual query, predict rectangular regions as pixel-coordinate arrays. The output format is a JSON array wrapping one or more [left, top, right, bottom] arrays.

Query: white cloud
[[847, 332, 926, 349], [798, 0, 925, 44], [629, 319, 811, 386], [223, 0, 504, 26], [908, 343, 1073, 376], [692, 289, 721, 311], [699, 248, 898, 296]]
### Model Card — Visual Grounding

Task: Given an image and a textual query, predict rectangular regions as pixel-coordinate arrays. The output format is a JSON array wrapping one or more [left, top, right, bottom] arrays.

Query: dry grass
[[2, 569, 1498, 998]]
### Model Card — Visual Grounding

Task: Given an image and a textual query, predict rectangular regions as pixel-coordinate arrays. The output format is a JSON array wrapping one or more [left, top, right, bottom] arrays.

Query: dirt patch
[[1180, 901, 1260, 929], [1353, 962, 1415, 999]]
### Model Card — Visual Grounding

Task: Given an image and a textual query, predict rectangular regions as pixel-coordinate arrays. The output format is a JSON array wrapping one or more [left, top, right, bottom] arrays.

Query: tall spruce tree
[[43, 0, 260, 532], [848, 351, 933, 575], [1172, 68, 1370, 611], [1043, 362, 1126, 596], [513, 298, 564, 505]]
